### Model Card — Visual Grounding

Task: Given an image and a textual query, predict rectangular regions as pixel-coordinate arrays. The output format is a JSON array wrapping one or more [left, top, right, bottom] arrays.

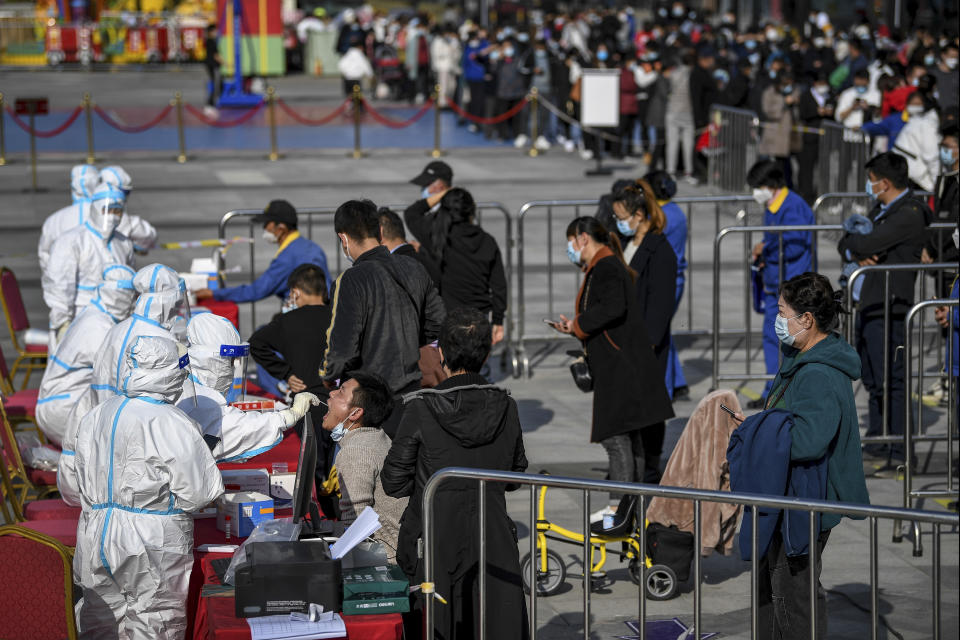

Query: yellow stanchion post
[[174, 92, 187, 164], [527, 88, 539, 158], [267, 87, 279, 161], [431, 84, 443, 158], [0, 92, 6, 166], [352, 84, 363, 159], [28, 107, 38, 191], [83, 92, 95, 164]]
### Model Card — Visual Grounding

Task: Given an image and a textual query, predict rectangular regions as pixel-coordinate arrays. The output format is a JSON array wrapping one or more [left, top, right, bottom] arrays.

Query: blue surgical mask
[[329, 411, 357, 442], [616, 218, 636, 236], [774, 313, 805, 346], [940, 146, 956, 166], [924, 54, 936, 66], [503, 47, 515, 58], [745, 39, 757, 50], [781, 84, 793, 95], [855, 85, 867, 94], [421, 187, 430, 199], [566, 240, 582, 266], [597, 49, 609, 61], [865, 178, 884, 200]]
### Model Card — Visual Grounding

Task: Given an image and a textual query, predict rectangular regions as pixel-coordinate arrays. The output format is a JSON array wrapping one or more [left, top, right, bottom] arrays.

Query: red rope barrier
[[276, 98, 351, 126], [184, 102, 264, 127], [94, 105, 174, 133], [447, 98, 530, 125], [360, 98, 435, 129], [5, 106, 83, 138]]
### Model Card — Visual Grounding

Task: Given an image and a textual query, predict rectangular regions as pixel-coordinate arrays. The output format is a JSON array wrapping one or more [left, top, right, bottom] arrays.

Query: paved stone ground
[[0, 72, 956, 640]]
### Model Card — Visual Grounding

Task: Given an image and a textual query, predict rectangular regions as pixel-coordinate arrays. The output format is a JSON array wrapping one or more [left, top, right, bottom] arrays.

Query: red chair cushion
[[17, 519, 77, 547], [24, 344, 48, 354], [0, 529, 73, 638], [25, 499, 82, 522], [3, 388, 38, 417], [26, 467, 57, 487]]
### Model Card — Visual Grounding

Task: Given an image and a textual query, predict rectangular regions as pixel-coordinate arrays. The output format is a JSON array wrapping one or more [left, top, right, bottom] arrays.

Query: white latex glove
[[279, 392, 321, 427]]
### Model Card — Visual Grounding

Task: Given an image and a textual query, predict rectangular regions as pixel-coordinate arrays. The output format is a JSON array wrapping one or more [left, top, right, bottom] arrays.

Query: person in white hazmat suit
[[64, 335, 223, 639], [98, 165, 159, 253], [58, 263, 185, 505], [42, 183, 134, 348], [38, 164, 99, 275], [176, 313, 321, 462], [35, 264, 137, 445]]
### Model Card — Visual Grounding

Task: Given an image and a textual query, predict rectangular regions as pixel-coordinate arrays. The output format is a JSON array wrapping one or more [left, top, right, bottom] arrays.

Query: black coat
[[381, 373, 528, 640], [837, 190, 932, 317], [404, 199, 509, 324], [572, 250, 674, 442], [627, 232, 678, 375]]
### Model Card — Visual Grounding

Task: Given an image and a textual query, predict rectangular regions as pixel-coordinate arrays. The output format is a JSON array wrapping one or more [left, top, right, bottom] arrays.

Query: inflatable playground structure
[[0, 0, 283, 73]]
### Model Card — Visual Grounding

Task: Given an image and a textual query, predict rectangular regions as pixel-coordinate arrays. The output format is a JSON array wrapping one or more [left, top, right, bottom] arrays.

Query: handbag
[[568, 350, 593, 392]]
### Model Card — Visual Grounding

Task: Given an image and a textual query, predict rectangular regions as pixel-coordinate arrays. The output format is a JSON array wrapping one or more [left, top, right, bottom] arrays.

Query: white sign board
[[580, 69, 620, 128]]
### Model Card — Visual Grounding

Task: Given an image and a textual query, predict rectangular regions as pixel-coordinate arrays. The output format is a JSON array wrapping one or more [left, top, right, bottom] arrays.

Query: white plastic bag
[[23, 447, 60, 472], [222, 517, 302, 585]]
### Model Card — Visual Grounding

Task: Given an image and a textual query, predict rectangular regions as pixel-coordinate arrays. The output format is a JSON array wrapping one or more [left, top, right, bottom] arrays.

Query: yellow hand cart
[[519, 481, 681, 600]]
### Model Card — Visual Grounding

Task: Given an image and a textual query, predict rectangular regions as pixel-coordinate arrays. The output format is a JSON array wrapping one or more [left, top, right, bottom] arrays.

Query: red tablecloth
[[193, 554, 403, 640], [198, 300, 240, 330], [217, 429, 301, 474]]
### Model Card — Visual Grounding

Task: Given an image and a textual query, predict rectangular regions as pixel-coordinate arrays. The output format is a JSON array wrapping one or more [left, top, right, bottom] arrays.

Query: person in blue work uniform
[[195, 200, 331, 397], [746, 160, 816, 408], [196, 200, 331, 304], [644, 170, 689, 399]]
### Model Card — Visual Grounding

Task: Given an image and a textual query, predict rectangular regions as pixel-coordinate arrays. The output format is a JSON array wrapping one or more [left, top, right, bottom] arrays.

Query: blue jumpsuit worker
[[195, 200, 331, 397], [644, 170, 689, 398], [747, 160, 815, 403]]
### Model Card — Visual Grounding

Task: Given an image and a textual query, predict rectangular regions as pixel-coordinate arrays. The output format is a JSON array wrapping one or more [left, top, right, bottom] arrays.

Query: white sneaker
[[682, 174, 699, 185], [202, 105, 219, 118], [467, 124, 478, 133], [580, 149, 594, 160], [557, 134, 568, 144], [513, 134, 529, 148], [535, 135, 551, 150], [415, 93, 425, 105], [563, 139, 576, 153], [589, 506, 617, 524]]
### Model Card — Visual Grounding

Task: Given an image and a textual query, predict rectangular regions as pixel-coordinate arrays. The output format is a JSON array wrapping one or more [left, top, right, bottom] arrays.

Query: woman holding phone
[[550, 217, 673, 523]]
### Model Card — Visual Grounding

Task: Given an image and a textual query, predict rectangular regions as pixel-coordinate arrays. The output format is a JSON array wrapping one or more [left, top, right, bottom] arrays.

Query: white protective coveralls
[[65, 335, 223, 639], [176, 313, 317, 462], [98, 166, 159, 253], [36, 264, 137, 445], [58, 263, 186, 505], [38, 165, 99, 274], [42, 183, 134, 341]]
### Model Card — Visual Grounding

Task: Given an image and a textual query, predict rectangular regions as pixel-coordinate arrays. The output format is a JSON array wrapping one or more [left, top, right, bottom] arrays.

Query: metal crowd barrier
[[898, 299, 958, 557], [844, 258, 956, 446], [215, 202, 514, 355], [707, 105, 759, 192], [812, 191, 935, 225], [710, 223, 955, 390], [817, 122, 872, 194], [514, 194, 756, 378], [422, 467, 958, 640]]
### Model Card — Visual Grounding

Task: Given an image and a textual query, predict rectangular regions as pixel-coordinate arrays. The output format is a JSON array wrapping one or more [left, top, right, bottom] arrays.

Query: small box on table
[[216, 492, 274, 538]]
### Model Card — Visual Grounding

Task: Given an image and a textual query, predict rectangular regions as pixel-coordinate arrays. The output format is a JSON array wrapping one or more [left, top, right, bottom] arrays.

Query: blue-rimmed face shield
[[220, 343, 250, 402]]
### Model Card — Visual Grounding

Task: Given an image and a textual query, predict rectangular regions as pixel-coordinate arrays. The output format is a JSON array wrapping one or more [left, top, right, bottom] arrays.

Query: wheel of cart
[[519, 548, 566, 596]]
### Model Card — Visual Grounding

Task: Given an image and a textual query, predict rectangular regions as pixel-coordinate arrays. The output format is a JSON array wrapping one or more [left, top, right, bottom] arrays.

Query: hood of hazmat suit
[[177, 313, 287, 462], [37, 263, 136, 446], [71, 164, 99, 203], [41, 184, 134, 336], [67, 335, 223, 637]]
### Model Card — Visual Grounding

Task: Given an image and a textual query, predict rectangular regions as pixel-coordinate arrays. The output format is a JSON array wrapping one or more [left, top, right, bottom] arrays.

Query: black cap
[[410, 161, 453, 187], [251, 199, 297, 227]]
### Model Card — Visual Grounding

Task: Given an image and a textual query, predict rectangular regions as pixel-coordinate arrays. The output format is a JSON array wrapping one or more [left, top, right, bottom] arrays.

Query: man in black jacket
[[382, 307, 528, 640], [321, 199, 446, 437], [796, 73, 834, 204], [922, 125, 959, 296], [838, 152, 931, 462]]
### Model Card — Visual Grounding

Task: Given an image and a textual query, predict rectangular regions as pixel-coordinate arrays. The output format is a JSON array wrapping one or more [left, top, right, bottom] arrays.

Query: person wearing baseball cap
[[410, 160, 453, 197], [196, 199, 331, 305]]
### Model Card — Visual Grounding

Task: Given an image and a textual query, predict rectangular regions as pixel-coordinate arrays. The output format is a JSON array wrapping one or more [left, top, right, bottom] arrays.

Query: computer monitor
[[292, 413, 319, 529]]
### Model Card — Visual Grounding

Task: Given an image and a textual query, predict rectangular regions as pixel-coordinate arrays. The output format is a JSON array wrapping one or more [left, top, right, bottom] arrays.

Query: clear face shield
[[93, 190, 126, 237], [219, 342, 250, 403], [177, 345, 198, 408]]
